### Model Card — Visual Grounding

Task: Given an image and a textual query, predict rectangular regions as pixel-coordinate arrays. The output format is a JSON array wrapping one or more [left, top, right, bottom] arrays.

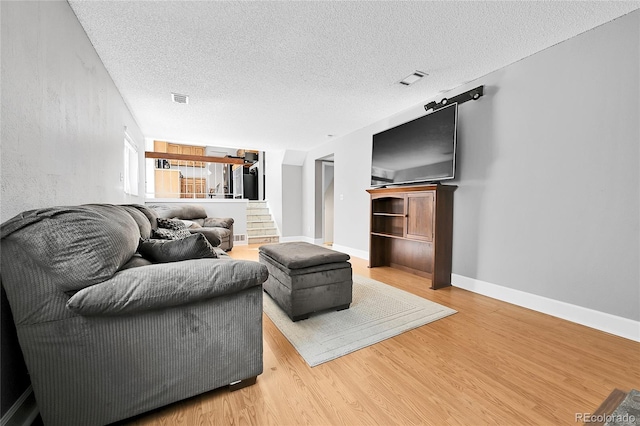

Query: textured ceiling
[[68, 1, 639, 152]]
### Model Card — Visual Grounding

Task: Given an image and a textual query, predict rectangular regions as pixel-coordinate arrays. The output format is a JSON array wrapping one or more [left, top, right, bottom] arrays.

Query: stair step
[[247, 220, 274, 229], [246, 201, 279, 244], [248, 235, 280, 244], [248, 201, 267, 208], [247, 228, 278, 237], [247, 214, 272, 221], [247, 208, 269, 215]]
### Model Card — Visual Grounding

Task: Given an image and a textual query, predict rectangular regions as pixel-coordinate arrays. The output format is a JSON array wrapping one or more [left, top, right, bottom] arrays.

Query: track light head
[[424, 101, 437, 112], [423, 85, 484, 112]]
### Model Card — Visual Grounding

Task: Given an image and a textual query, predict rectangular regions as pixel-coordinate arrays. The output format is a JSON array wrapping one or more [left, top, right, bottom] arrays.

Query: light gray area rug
[[605, 389, 640, 426], [263, 274, 457, 367]]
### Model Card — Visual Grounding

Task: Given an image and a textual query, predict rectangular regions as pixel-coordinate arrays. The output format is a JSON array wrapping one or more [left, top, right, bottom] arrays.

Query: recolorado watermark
[[576, 412, 636, 423]]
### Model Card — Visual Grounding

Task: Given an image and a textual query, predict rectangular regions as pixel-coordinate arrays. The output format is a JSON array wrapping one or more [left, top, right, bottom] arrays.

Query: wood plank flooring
[[125, 244, 640, 425]]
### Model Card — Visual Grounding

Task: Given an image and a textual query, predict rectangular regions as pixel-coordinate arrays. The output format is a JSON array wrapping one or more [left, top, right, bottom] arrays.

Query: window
[[123, 132, 139, 195]]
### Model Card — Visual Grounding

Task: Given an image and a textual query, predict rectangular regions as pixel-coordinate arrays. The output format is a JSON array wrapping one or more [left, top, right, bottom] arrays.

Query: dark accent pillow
[[153, 218, 192, 239], [138, 233, 218, 263]]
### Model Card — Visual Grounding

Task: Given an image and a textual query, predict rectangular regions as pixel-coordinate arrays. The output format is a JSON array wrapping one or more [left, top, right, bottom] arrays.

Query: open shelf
[[371, 232, 405, 240], [372, 197, 404, 215]]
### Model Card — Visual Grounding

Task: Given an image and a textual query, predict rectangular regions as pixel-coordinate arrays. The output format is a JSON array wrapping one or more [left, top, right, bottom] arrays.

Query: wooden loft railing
[[144, 151, 245, 165], [145, 151, 247, 200]]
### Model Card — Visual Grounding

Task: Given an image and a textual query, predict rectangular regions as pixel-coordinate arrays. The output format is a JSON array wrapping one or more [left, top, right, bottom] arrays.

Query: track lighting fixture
[[425, 85, 484, 112]]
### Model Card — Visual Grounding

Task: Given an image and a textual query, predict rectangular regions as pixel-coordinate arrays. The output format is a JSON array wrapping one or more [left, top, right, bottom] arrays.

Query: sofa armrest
[[203, 217, 234, 229], [66, 258, 267, 316]]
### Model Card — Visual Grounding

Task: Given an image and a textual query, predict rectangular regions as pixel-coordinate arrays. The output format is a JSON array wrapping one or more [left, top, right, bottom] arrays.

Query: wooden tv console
[[366, 184, 456, 289]]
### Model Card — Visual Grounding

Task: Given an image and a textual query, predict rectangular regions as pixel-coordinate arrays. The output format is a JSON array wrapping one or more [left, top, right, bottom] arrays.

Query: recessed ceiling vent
[[398, 71, 427, 86], [171, 93, 189, 104]]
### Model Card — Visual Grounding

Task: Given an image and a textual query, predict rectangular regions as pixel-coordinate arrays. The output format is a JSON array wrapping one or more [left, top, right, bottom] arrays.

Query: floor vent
[[234, 234, 246, 242]]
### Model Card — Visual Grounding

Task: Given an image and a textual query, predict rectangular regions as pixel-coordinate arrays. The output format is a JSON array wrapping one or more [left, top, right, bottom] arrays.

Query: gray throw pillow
[[153, 218, 192, 239], [138, 233, 218, 263]]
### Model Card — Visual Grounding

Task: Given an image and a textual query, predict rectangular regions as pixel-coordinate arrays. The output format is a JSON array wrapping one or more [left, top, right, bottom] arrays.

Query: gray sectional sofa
[[148, 203, 235, 251], [0, 203, 267, 426]]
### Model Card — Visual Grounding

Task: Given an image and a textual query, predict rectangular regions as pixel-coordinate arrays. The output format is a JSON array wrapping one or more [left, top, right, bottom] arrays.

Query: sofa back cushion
[[1, 204, 140, 292], [148, 204, 207, 220], [121, 205, 153, 239], [125, 204, 158, 230]]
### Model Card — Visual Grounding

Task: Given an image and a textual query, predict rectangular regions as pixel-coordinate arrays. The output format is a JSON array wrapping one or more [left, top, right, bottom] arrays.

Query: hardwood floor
[[126, 244, 640, 425]]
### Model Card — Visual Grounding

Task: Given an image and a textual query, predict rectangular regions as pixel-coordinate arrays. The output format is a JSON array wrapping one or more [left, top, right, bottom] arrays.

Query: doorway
[[319, 157, 334, 246]]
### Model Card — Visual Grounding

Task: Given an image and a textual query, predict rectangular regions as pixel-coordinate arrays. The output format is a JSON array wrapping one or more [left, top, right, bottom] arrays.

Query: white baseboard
[[279, 236, 310, 243], [330, 244, 369, 262], [452, 274, 640, 342], [0, 386, 39, 426]]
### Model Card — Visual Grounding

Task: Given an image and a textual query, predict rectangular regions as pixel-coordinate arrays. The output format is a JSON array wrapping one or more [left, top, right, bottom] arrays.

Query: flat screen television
[[371, 102, 458, 187]]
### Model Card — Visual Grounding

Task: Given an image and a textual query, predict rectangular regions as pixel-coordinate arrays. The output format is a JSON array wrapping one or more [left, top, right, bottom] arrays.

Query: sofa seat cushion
[[190, 228, 225, 247], [179, 219, 202, 229], [259, 242, 350, 270], [0, 204, 140, 291]]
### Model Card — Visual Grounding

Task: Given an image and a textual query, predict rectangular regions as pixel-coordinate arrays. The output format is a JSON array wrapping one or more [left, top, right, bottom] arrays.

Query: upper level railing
[[144, 151, 246, 199]]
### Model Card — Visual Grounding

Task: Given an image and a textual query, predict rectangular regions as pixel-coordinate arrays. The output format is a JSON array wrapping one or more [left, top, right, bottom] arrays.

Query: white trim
[[451, 274, 640, 342], [330, 244, 369, 262], [0, 386, 39, 426], [231, 232, 248, 245], [145, 198, 249, 204], [279, 236, 309, 243]]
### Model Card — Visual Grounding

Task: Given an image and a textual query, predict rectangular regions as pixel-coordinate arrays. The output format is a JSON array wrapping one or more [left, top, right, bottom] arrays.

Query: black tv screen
[[371, 103, 458, 186]]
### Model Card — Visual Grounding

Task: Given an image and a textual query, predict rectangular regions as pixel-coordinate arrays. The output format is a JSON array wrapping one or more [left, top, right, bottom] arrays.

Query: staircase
[[246, 201, 280, 245]]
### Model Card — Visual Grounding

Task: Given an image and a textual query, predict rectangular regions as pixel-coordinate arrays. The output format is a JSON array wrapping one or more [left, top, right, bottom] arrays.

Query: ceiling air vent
[[171, 93, 189, 104], [398, 71, 427, 86]]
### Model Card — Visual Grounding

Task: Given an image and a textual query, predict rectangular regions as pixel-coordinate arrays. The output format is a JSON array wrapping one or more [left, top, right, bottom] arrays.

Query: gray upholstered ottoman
[[259, 242, 352, 321]]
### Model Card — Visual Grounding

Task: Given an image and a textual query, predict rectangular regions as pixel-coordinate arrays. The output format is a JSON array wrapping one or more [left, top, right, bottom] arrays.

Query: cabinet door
[[195, 178, 207, 198], [167, 144, 181, 166], [405, 192, 434, 241], [154, 140, 168, 152], [155, 170, 180, 198], [167, 144, 180, 155], [181, 178, 192, 198], [192, 146, 205, 167]]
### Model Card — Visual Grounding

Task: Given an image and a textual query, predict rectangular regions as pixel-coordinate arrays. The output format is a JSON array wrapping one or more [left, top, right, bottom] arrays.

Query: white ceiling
[[68, 1, 639, 152]]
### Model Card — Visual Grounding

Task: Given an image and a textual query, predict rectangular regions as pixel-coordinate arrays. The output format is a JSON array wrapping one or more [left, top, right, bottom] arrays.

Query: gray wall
[[1, 0, 145, 416], [265, 150, 304, 239], [282, 165, 303, 237], [265, 150, 285, 235], [303, 11, 639, 321], [1, 1, 145, 223], [452, 11, 639, 321]]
